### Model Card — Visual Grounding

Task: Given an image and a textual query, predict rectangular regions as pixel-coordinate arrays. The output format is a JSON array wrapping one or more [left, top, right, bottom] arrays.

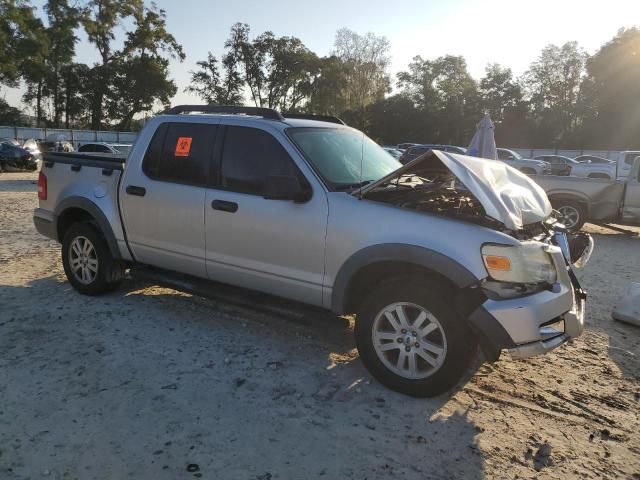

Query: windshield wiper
[[335, 180, 373, 191]]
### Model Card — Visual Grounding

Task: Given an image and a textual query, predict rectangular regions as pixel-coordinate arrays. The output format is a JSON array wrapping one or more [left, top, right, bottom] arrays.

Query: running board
[[128, 265, 342, 327]]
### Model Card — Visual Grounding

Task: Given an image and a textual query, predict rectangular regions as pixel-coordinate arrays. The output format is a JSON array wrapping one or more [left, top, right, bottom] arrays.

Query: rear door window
[[79, 144, 94, 153], [142, 122, 217, 186], [220, 126, 299, 195], [625, 153, 640, 165]]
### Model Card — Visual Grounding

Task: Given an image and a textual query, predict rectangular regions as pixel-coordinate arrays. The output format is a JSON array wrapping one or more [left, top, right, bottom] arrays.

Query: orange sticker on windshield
[[174, 137, 192, 157]]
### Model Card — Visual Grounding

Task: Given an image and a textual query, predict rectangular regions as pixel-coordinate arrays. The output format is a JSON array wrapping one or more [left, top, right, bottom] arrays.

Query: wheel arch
[[54, 196, 122, 260], [547, 192, 591, 217], [331, 244, 480, 315]]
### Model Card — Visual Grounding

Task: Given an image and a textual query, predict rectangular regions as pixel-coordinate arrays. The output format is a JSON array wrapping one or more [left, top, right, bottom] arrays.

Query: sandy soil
[[1, 171, 638, 480]]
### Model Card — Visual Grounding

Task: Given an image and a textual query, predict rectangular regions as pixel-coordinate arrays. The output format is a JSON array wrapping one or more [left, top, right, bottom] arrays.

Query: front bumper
[[478, 238, 587, 359]]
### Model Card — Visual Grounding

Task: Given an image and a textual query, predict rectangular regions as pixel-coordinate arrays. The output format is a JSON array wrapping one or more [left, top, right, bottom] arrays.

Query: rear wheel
[[62, 222, 124, 295], [355, 277, 477, 397]]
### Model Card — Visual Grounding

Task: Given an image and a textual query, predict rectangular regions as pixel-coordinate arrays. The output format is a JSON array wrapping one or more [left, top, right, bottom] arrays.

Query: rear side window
[[142, 122, 217, 186], [625, 153, 640, 165], [79, 144, 94, 152], [220, 126, 299, 195]]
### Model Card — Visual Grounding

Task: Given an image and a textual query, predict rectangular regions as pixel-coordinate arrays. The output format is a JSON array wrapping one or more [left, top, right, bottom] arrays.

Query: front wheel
[[553, 200, 587, 232], [355, 277, 477, 397], [62, 222, 124, 295]]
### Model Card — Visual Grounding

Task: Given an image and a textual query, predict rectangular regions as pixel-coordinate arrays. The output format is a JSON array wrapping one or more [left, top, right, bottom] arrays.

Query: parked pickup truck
[[34, 105, 592, 397], [534, 157, 640, 231]]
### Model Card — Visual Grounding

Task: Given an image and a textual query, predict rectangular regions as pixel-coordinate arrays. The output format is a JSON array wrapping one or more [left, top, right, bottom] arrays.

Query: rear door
[[204, 123, 328, 306], [622, 158, 640, 223], [119, 121, 218, 277]]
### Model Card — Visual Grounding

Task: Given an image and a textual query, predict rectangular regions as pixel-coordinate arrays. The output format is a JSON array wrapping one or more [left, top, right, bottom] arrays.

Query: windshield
[[287, 127, 401, 190]]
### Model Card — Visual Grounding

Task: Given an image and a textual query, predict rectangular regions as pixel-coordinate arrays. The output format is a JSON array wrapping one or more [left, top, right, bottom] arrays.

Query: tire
[[354, 276, 477, 397], [552, 200, 587, 232], [61, 222, 125, 295]]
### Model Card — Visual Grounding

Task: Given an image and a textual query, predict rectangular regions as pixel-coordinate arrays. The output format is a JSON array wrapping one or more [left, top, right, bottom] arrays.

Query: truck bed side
[[533, 175, 626, 221], [35, 152, 133, 261]]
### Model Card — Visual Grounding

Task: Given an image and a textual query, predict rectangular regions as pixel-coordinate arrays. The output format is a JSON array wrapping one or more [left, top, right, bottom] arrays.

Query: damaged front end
[[359, 149, 592, 360]]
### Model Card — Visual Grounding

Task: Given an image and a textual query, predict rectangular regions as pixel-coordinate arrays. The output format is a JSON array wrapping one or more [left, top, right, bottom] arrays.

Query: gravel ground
[[1, 171, 639, 480]]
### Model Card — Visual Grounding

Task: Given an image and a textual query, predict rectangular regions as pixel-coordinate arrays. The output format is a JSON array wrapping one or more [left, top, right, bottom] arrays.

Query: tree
[[333, 28, 390, 110], [108, 3, 184, 129], [305, 55, 350, 115], [397, 55, 480, 144], [19, 12, 49, 126], [0, 0, 34, 89], [185, 52, 243, 105], [479, 64, 523, 122], [220, 23, 318, 110], [60, 62, 90, 128], [523, 41, 587, 144], [44, 0, 80, 127], [82, 0, 142, 128], [583, 27, 640, 148]]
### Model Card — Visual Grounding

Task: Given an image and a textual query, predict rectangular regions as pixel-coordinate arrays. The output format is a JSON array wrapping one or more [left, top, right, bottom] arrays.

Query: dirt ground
[[1, 171, 639, 480]]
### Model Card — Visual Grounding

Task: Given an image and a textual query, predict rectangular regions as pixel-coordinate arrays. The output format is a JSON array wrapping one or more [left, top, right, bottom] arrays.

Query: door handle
[[126, 185, 146, 196], [211, 199, 238, 213]]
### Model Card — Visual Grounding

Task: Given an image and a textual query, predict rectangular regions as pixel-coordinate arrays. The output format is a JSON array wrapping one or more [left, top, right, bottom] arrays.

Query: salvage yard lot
[[1, 171, 639, 480]]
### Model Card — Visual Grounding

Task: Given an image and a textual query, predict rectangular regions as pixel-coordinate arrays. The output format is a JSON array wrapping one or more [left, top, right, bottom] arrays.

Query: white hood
[[360, 150, 552, 231]]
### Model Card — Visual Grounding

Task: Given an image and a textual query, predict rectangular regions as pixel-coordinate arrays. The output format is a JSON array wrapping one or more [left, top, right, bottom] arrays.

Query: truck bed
[[38, 151, 130, 260], [534, 175, 625, 221], [43, 152, 126, 170]]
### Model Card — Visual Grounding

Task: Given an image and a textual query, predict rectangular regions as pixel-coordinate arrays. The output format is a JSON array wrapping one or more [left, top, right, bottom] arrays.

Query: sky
[[3, 0, 640, 109]]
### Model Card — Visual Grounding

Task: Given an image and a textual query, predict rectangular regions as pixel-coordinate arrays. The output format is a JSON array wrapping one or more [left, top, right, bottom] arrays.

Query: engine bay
[[364, 171, 506, 230]]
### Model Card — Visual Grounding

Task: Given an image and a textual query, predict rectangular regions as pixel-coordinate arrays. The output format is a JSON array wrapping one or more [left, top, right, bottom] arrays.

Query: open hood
[[359, 150, 552, 231]]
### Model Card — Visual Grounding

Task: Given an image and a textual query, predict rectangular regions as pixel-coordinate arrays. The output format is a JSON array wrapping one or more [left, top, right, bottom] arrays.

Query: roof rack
[[166, 105, 284, 121], [282, 113, 346, 125]]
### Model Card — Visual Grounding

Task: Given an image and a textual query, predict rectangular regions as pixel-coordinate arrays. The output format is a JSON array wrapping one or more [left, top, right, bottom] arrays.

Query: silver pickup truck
[[535, 158, 640, 231], [33, 105, 592, 397]]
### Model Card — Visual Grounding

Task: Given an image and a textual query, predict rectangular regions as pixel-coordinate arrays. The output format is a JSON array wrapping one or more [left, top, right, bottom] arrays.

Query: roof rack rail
[[166, 105, 284, 121], [282, 113, 346, 125]]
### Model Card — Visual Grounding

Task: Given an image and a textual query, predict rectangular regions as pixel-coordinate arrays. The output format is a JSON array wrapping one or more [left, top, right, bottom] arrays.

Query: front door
[[204, 124, 328, 306], [119, 121, 218, 277]]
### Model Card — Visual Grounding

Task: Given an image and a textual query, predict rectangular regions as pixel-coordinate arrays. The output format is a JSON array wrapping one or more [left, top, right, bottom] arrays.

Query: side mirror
[[263, 175, 311, 203]]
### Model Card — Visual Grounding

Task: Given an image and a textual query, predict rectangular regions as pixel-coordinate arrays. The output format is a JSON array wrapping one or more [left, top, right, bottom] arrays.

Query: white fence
[[512, 148, 622, 160], [0, 125, 138, 145]]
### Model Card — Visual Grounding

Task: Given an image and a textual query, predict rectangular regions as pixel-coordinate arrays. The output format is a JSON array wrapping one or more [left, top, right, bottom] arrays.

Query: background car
[[574, 154, 614, 164], [382, 146, 403, 159], [0, 141, 38, 171], [77, 142, 132, 155], [399, 144, 467, 164], [396, 142, 419, 151], [534, 155, 576, 176], [535, 154, 617, 179], [496, 148, 551, 175]]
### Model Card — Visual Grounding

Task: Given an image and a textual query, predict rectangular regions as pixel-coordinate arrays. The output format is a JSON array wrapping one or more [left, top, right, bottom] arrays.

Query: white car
[[77, 142, 132, 156], [535, 155, 617, 180], [497, 148, 551, 175]]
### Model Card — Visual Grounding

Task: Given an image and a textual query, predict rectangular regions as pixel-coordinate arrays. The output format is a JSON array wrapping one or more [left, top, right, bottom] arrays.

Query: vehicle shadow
[[0, 275, 487, 479], [0, 175, 38, 193]]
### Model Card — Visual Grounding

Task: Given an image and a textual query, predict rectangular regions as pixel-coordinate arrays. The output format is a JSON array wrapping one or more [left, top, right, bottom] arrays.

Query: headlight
[[482, 242, 557, 284]]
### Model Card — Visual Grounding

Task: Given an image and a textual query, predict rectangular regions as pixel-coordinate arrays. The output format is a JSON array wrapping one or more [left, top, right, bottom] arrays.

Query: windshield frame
[[285, 126, 401, 192]]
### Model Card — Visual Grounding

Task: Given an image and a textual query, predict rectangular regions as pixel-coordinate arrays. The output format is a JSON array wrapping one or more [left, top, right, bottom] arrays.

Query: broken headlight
[[481, 241, 557, 285]]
